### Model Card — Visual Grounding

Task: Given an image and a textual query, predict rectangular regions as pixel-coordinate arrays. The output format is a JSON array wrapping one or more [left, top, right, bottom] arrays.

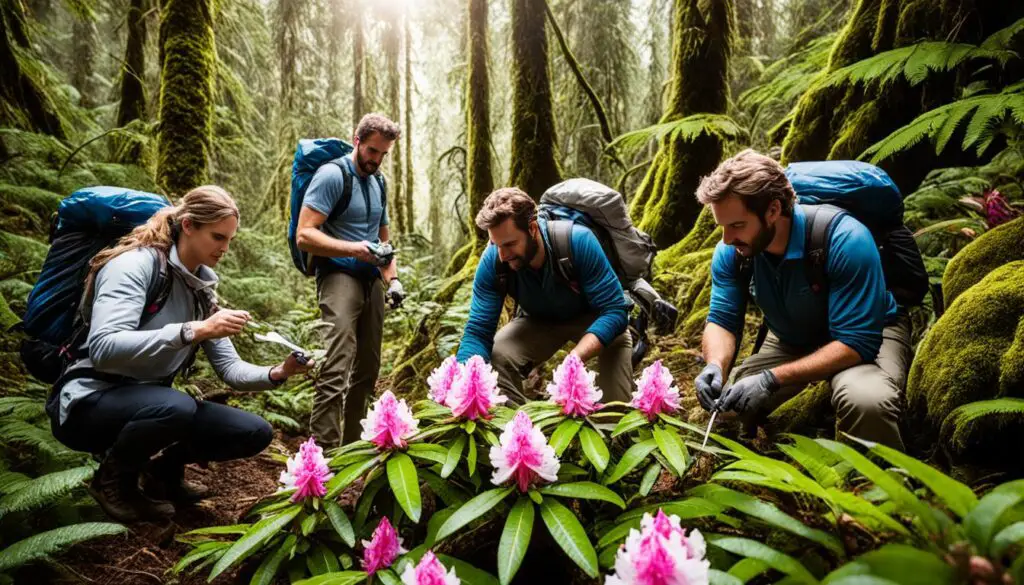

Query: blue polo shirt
[[707, 205, 898, 362], [456, 218, 629, 362], [303, 156, 389, 277]]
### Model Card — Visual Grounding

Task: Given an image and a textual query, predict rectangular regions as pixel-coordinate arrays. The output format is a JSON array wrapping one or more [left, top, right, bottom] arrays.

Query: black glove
[[716, 370, 781, 415], [386, 279, 405, 309], [694, 363, 723, 411]]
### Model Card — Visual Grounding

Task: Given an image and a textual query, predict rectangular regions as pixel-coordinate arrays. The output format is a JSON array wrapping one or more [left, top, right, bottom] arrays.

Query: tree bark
[[386, 16, 405, 234], [117, 0, 147, 127], [0, 0, 65, 137], [352, 2, 364, 131], [466, 0, 493, 243], [403, 13, 414, 231]]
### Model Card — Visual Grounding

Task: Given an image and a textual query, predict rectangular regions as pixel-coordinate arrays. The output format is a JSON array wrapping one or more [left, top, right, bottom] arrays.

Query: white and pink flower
[[362, 517, 407, 574], [445, 355, 507, 420], [605, 509, 709, 585], [427, 356, 461, 405], [630, 360, 681, 421], [278, 437, 334, 503], [489, 411, 560, 493], [360, 390, 419, 450], [546, 352, 603, 417], [400, 551, 460, 585]]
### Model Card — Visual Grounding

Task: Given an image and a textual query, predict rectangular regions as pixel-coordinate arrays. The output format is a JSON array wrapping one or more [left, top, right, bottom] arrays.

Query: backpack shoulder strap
[[374, 172, 387, 209], [547, 219, 578, 291], [802, 204, 843, 294], [325, 159, 354, 224], [494, 254, 513, 299], [141, 248, 172, 324], [733, 249, 754, 294]]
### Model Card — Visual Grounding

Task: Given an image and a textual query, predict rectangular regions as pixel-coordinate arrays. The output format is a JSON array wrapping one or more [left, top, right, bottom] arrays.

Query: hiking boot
[[90, 453, 175, 522], [142, 453, 210, 504]]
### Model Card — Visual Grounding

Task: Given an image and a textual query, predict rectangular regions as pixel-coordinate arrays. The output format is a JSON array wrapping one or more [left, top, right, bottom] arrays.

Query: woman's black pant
[[51, 384, 273, 468]]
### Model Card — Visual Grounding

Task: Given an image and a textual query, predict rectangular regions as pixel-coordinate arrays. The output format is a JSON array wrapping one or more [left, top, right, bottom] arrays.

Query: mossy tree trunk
[[0, 0, 65, 138], [352, 3, 364, 131], [466, 0, 493, 245], [403, 15, 414, 231], [781, 0, 1021, 192], [70, 15, 96, 108], [630, 0, 733, 249], [156, 0, 215, 195], [386, 16, 406, 235], [276, 0, 299, 112], [113, 0, 147, 162], [509, 0, 561, 200]]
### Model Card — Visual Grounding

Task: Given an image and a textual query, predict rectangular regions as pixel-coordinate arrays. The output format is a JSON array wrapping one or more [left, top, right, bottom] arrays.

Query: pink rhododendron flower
[[363, 517, 407, 574], [427, 356, 461, 405], [400, 551, 460, 585], [605, 509, 709, 585], [278, 437, 334, 503], [630, 360, 681, 421], [445, 355, 507, 420], [546, 353, 603, 417], [490, 411, 560, 492], [360, 390, 419, 450]]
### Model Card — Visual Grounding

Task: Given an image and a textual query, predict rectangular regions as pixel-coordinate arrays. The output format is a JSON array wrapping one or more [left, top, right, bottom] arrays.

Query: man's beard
[[734, 218, 776, 257], [508, 233, 540, 270], [356, 149, 379, 175]]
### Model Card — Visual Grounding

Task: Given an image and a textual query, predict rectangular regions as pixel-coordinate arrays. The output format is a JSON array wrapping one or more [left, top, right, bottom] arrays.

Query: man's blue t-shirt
[[456, 218, 629, 362], [707, 204, 899, 362], [302, 156, 389, 276]]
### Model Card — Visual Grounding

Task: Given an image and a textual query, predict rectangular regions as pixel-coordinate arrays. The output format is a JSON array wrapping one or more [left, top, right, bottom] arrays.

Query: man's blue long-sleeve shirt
[[707, 204, 898, 362], [456, 218, 629, 362]]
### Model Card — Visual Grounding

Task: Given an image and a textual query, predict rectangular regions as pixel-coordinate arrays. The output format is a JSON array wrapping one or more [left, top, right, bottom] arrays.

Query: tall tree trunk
[[386, 17, 405, 234], [157, 0, 215, 195], [630, 0, 733, 248], [277, 0, 299, 111], [0, 0, 65, 137], [403, 14, 414, 231], [466, 0, 493, 244], [326, 0, 343, 108], [113, 0, 148, 162], [71, 16, 96, 108], [509, 0, 561, 200], [352, 3, 364, 131]]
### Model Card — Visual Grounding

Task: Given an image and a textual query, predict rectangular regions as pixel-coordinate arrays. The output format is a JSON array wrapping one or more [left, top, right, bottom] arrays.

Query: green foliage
[[609, 114, 746, 159], [0, 522, 127, 573], [822, 42, 1015, 90]]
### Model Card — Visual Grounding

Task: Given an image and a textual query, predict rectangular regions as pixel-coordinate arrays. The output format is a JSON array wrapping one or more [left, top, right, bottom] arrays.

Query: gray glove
[[386, 279, 405, 309], [365, 242, 395, 267], [716, 370, 780, 415], [694, 363, 724, 411]]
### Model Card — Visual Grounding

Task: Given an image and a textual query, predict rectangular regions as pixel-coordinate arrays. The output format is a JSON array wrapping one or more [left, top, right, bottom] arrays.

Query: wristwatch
[[180, 322, 196, 345]]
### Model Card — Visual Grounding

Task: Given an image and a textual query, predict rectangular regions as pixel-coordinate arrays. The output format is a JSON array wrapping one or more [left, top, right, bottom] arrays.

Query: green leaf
[[728, 557, 770, 581], [539, 482, 625, 509], [442, 434, 467, 479], [0, 522, 128, 573], [991, 521, 1024, 558], [862, 439, 978, 518], [539, 497, 599, 578], [464, 420, 477, 434], [603, 439, 657, 484], [435, 487, 514, 542], [324, 501, 355, 547], [177, 524, 251, 543], [965, 480, 1024, 555], [778, 437, 843, 488], [579, 425, 610, 473], [209, 507, 302, 580], [498, 497, 535, 585], [354, 475, 387, 531], [377, 569, 402, 585], [709, 537, 817, 584], [421, 470, 470, 508], [709, 569, 745, 585], [467, 435, 478, 477], [691, 484, 843, 556], [653, 425, 689, 476], [250, 535, 295, 585], [406, 443, 449, 466], [292, 571, 369, 585], [329, 448, 379, 468], [174, 541, 231, 574], [550, 419, 584, 456], [426, 507, 457, 546], [387, 452, 422, 523], [826, 488, 911, 537], [822, 543, 955, 585], [640, 462, 662, 497], [825, 577, 900, 585], [325, 456, 381, 499], [611, 410, 648, 437], [307, 543, 341, 576], [0, 465, 94, 518]]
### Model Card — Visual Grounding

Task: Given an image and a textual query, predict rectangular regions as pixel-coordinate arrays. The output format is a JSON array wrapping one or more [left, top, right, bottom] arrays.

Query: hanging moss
[[629, 0, 732, 248], [943, 217, 1024, 307], [905, 260, 1024, 455], [156, 0, 215, 196], [509, 0, 562, 199], [466, 0, 493, 244]]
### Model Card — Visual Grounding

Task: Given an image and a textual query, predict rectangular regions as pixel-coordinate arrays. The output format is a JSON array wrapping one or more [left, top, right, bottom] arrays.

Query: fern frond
[[823, 42, 1016, 89], [0, 465, 95, 518], [739, 34, 835, 110], [942, 399, 1024, 455], [0, 522, 127, 572], [609, 114, 745, 158], [0, 472, 32, 495], [981, 17, 1024, 50], [0, 420, 75, 459], [0, 396, 46, 421]]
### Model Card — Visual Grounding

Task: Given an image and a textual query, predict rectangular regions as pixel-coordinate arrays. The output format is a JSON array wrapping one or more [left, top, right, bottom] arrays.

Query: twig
[[98, 564, 164, 583]]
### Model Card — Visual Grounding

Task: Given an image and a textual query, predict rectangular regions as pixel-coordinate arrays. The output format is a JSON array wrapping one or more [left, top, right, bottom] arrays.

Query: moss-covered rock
[[0, 184, 62, 237], [938, 398, 1024, 475], [943, 217, 1024, 307], [0, 232, 49, 283], [0, 279, 34, 316], [766, 381, 834, 436], [906, 260, 1024, 455], [0, 293, 19, 331]]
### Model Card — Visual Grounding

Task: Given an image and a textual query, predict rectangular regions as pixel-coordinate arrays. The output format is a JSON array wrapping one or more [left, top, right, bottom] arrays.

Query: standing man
[[296, 113, 405, 448], [692, 149, 912, 449], [456, 188, 633, 404]]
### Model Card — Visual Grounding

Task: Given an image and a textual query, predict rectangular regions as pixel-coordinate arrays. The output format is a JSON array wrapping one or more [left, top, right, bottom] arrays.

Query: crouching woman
[[46, 185, 313, 522]]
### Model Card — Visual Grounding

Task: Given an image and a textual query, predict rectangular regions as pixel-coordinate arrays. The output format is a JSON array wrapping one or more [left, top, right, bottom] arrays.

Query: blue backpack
[[736, 160, 929, 310], [287, 138, 387, 276], [19, 187, 173, 383]]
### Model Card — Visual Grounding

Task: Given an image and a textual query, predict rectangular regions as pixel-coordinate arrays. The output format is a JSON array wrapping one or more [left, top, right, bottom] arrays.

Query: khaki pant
[[490, 313, 634, 404], [729, 316, 912, 450], [312, 271, 385, 448]]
